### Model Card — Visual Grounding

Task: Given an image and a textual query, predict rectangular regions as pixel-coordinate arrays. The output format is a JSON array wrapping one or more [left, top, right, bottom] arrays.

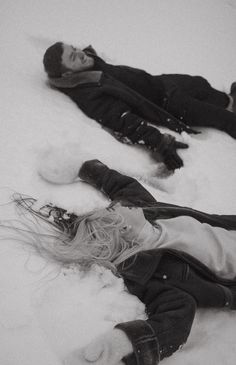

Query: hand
[[64, 329, 132, 365], [78, 159, 108, 185], [157, 134, 188, 170]]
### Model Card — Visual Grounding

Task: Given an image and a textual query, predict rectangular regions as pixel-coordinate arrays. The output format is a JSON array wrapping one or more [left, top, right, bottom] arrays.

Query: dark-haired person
[[43, 42, 236, 171], [8, 158, 236, 365]]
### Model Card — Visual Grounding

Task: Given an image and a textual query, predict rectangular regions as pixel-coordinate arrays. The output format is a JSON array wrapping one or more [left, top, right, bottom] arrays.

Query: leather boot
[[229, 82, 236, 113]]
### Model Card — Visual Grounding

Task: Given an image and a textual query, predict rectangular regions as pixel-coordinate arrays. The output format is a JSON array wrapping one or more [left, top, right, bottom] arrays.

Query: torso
[[152, 216, 236, 279], [92, 55, 165, 106]]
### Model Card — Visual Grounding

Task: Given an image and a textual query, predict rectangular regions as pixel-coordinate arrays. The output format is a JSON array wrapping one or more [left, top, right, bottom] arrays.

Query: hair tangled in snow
[[1, 194, 144, 273]]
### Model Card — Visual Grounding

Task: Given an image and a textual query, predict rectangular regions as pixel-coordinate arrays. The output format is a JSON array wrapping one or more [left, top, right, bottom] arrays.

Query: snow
[[38, 144, 94, 184], [0, 0, 236, 363]]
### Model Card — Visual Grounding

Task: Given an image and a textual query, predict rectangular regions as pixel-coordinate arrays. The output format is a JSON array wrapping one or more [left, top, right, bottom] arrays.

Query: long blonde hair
[[1, 194, 145, 273]]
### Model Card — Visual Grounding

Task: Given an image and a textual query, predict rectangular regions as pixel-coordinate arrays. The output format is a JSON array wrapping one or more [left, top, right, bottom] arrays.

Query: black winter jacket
[[49, 46, 195, 156], [78, 160, 236, 365], [49, 46, 236, 157]]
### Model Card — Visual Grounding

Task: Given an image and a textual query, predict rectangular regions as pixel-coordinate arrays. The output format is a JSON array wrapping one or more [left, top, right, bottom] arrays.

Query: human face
[[108, 203, 147, 236], [61, 44, 95, 73]]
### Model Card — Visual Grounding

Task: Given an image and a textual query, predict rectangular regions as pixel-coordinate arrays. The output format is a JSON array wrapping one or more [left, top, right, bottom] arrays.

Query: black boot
[[230, 82, 236, 95], [229, 82, 236, 114]]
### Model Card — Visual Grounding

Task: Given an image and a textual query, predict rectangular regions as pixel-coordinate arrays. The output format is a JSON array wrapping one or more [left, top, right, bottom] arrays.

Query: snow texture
[[0, 0, 236, 364]]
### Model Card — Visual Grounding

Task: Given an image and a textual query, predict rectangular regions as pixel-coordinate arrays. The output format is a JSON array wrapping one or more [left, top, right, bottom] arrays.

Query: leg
[[159, 74, 229, 108], [229, 82, 236, 113], [165, 88, 236, 138]]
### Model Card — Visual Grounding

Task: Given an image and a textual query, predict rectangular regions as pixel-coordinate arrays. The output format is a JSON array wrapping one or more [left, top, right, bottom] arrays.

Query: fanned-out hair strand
[[0, 194, 145, 273]]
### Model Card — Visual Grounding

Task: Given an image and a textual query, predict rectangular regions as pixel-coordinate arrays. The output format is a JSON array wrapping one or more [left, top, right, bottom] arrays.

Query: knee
[[193, 75, 210, 88]]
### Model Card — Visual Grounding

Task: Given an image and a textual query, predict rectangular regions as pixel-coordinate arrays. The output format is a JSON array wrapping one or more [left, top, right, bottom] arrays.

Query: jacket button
[[225, 301, 229, 306], [163, 274, 167, 279]]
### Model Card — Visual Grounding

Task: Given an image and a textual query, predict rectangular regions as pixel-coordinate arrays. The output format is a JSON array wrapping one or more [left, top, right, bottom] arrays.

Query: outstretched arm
[[79, 159, 158, 207], [70, 88, 188, 170], [78, 160, 236, 230], [116, 282, 196, 365], [63, 282, 196, 365], [39, 154, 236, 230], [116, 283, 196, 364]]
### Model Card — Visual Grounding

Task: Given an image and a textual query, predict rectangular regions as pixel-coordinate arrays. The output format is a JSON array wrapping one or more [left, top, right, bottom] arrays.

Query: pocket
[[156, 253, 189, 282]]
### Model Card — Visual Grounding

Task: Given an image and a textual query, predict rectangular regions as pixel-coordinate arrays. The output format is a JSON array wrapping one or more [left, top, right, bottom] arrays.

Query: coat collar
[[48, 70, 102, 89], [118, 248, 236, 286]]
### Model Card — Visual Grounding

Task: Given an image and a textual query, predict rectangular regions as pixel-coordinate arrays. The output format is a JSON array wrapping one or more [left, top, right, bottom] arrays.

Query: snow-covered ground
[[0, 0, 236, 364]]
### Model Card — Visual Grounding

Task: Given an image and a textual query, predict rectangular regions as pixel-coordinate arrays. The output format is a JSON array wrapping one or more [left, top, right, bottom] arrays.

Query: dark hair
[[43, 42, 66, 78]]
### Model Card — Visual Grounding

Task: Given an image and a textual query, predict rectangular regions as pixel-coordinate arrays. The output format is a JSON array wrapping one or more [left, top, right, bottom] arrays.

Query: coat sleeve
[[115, 281, 196, 365], [68, 86, 167, 152], [78, 161, 236, 230], [144, 201, 236, 230], [78, 160, 158, 207]]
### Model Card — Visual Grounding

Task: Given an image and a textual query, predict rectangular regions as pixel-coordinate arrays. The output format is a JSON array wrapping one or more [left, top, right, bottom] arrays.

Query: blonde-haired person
[[10, 159, 236, 365]]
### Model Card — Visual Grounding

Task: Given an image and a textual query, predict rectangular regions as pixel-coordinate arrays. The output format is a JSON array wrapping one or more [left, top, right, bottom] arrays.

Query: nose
[[77, 50, 85, 61]]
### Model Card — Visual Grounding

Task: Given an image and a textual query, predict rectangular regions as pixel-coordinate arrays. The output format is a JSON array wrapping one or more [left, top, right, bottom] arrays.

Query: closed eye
[[70, 46, 77, 61], [69, 52, 74, 61]]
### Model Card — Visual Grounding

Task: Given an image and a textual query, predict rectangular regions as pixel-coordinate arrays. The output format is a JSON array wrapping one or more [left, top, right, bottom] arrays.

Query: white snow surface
[[0, 0, 236, 364]]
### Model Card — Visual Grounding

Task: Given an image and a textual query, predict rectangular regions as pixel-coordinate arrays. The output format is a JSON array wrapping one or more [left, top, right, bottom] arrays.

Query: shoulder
[[118, 250, 164, 285]]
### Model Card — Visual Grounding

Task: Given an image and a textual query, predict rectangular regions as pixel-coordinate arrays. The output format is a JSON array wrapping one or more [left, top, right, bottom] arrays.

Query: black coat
[[49, 47, 199, 158], [78, 160, 236, 365], [49, 46, 236, 152]]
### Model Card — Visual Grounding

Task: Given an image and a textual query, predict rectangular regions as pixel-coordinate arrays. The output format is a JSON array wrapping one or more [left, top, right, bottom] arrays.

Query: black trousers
[[157, 74, 236, 138]]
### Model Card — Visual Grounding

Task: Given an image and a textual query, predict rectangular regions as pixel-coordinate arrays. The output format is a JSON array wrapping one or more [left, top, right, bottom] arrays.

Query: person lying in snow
[[43, 42, 236, 171], [10, 159, 236, 365]]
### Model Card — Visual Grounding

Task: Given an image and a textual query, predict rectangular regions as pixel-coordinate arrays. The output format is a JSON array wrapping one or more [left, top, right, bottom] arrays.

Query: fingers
[[174, 141, 189, 149], [165, 152, 183, 170]]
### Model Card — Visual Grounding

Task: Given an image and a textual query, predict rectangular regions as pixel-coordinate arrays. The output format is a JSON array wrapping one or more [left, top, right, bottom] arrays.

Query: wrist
[[116, 320, 159, 365], [78, 159, 108, 184], [157, 133, 174, 154], [111, 328, 133, 358]]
